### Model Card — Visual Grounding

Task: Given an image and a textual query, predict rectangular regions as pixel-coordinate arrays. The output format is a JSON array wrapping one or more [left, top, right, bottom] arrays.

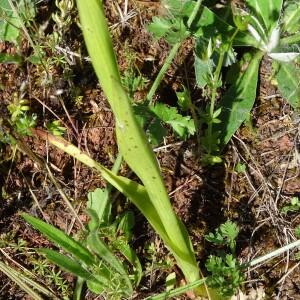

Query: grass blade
[[22, 213, 95, 266], [39, 249, 95, 281], [0, 260, 44, 300]]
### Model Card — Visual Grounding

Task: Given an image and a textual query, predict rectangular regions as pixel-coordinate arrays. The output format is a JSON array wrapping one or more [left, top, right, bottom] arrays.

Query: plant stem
[[147, 42, 181, 104], [187, 0, 203, 28], [147, 0, 203, 103], [207, 51, 225, 155], [207, 29, 239, 156]]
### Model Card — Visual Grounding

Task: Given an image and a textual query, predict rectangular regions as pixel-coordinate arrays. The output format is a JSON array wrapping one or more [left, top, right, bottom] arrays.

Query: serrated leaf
[[22, 213, 95, 266], [150, 103, 195, 138], [220, 221, 239, 241], [276, 62, 300, 108], [214, 51, 263, 145]]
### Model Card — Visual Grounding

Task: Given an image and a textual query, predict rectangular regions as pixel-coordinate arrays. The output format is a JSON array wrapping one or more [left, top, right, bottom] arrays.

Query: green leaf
[[0, 260, 45, 300], [22, 213, 95, 266], [114, 239, 143, 285], [150, 103, 195, 138], [214, 51, 263, 145], [0, 53, 22, 64], [245, 0, 283, 33], [39, 249, 94, 280], [194, 55, 213, 88], [87, 188, 110, 225], [0, 0, 36, 42], [86, 278, 105, 294], [87, 232, 133, 292], [87, 232, 128, 276], [283, 1, 300, 34], [276, 62, 300, 109]]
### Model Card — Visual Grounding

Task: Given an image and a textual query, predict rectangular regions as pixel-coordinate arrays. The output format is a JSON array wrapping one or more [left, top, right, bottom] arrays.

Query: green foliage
[[46, 120, 66, 136], [205, 221, 243, 297], [281, 197, 300, 214], [147, 0, 192, 44], [235, 162, 246, 173], [150, 103, 195, 139], [0, 53, 23, 64], [205, 220, 239, 254], [205, 254, 244, 297], [275, 61, 300, 108], [7, 96, 36, 136], [122, 69, 148, 98], [134, 102, 195, 145], [0, 0, 36, 43]]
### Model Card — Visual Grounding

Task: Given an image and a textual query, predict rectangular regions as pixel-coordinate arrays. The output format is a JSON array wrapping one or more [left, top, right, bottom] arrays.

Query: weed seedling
[[281, 197, 300, 214], [205, 221, 244, 297]]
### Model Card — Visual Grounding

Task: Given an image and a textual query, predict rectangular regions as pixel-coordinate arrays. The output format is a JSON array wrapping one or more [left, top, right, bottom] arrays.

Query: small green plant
[[23, 185, 142, 299], [148, 0, 300, 163], [205, 220, 239, 253], [46, 120, 66, 136], [205, 254, 244, 297], [7, 96, 37, 136], [281, 197, 300, 214], [205, 221, 244, 297]]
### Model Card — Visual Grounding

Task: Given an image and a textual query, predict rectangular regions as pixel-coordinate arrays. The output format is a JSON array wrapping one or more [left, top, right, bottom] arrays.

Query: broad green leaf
[[191, 5, 257, 48], [276, 62, 300, 108], [87, 188, 110, 225], [39, 249, 94, 280], [0, 0, 19, 42], [214, 51, 263, 145], [0, 0, 36, 42], [245, 0, 283, 33], [194, 55, 213, 88], [22, 213, 95, 266], [283, 1, 300, 34]]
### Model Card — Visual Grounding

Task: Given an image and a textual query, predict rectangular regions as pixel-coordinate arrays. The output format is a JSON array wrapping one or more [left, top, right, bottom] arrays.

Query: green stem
[[147, 0, 203, 103], [187, 0, 203, 28], [207, 51, 225, 155], [147, 42, 181, 104], [207, 29, 239, 155]]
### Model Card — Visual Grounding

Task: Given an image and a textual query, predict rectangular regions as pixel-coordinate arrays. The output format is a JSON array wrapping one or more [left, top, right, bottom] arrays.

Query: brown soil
[[0, 1, 299, 299]]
